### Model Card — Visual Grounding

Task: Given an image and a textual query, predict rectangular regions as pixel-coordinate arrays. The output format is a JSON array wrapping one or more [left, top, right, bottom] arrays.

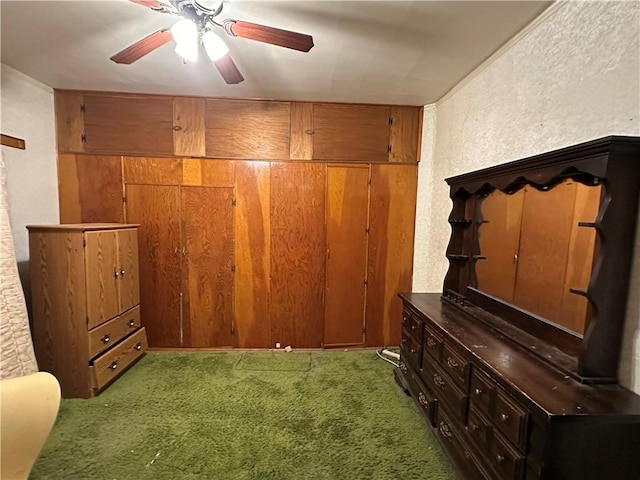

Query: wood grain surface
[[270, 162, 326, 348], [476, 189, 525, 303], [324, 165, 369, 346], [57, 155, 124, 223], [83, 94, 173, 155], [124, 156, 183, 185], [235, 161, 271, 348], [173, 97, 205, 157], [289, 102, 313, 160], [84, 230, 120, 329], [389, 106, 422, 163], [54, 90, 84, 153], [312, 104, 390, 162], [126, 184, 182, 347], [560, 183, 601, 333], [28, 230, 90, 397], [116, 228, 140, 313], [182, 159, 235, 186], [181, 187, 234, 348], [366, 164, 417, 346], [205, 99, 291, 159], [514, 183, 575, 324]]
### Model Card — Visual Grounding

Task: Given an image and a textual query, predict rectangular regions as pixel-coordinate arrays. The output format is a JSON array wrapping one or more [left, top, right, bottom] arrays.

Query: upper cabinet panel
[[205, 99, 291, 160], [55, 91, 85, 153], [389, 106, 422, 163], [312, 104, 391, 162], [83, 94, 174, 156]]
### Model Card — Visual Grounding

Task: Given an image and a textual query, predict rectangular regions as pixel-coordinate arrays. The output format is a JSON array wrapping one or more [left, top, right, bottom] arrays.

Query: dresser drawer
[[489, 429, 525, 480], [493, 388, 529, 450], [402, 307, 423, 344], [90, 327, 147, 391], [423, 324, 443, 365], [401, 329, 422, 370], [470, 370, 493, 417], [88, 305, 141, 359], [467, 405, 492, 454], [441, 341, 470, 392], [406, 368, 437, 425], [426, 364, 468, 424]]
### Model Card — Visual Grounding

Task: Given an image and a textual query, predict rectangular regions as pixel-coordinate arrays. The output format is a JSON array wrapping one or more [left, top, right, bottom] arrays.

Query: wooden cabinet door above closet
[[205, 99, 291, 159], [312, 104, 391, 162], [83, 94, 174, 156]]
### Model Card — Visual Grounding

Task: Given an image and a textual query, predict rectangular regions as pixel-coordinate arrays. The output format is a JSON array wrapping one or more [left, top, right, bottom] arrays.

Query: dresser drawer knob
[[426, 337, 436, 348], [410, 347, 416, 354], [446, 356, 459, 369], [114, 270, 120, 278], [434, 374, 445, 389], [500, 413, 509, 421], [474, 388, 483, 396], [496, 454, 505, 463], [400, 361, 408, 373], [128, 319, 135, 327], [101, 334, 110, 343], [418, 392, 428, 406], [134, 342, 142, 351], [109, 361, 118, 370], [120, 269, 125, 276], [470, 422, 479, 431]]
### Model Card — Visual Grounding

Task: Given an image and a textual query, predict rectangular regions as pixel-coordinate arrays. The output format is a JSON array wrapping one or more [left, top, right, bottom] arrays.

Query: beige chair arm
[[1, 372, 61, 480]]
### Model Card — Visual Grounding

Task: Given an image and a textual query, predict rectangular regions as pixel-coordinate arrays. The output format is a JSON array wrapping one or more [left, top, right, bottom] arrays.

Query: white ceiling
[[1, 0, 551, 106]]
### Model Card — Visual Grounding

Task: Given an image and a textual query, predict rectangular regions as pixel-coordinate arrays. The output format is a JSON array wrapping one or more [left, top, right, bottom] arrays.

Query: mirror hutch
[[395, 136, 640, 480]]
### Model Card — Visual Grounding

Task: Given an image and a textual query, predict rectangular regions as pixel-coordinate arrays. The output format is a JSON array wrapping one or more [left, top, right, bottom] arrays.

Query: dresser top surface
[[400, 292, 640, 419]]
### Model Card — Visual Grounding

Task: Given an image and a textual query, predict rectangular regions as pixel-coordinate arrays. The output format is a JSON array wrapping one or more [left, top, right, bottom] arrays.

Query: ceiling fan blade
[[214, 55, 244, 84], [110, 29, 172, 64], [129, 0, 165, 9], [225, 20, 314, 52]]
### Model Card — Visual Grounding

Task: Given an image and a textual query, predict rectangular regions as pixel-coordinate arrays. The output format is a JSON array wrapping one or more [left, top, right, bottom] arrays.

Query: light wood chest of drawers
[[28, 223, 148, 398]]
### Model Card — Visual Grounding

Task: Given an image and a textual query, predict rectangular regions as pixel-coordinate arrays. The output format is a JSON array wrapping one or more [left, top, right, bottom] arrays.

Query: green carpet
[[30, 351, 457, 480]]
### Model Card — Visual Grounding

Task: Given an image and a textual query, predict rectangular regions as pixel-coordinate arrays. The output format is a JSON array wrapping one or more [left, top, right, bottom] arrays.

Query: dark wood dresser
[[395, 136, 640, 480]]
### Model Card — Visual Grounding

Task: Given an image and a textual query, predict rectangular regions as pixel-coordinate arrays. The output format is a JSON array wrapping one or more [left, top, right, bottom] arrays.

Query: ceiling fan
[[110, 0, 315, 84]]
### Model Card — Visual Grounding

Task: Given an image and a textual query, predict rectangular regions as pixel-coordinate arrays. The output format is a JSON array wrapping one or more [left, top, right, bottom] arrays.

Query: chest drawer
[[467, 405, 492, 454], [426, 363, 468, 424], [423, 325, 443, 365], [88, 305, 141, 359], [401, 329, 422, 369], [442, 342, 470, 391], [489, 429, 525, 480], [90, 327, 147, 391], [493, 388, 529, 450], [470, 370, 493, 417], [402, 307, 423, 344]]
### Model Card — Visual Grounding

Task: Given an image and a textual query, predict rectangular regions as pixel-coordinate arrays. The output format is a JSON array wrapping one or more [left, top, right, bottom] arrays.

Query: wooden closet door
[[324, 165, 369, 346], [84, 230, 119, 329], [270, 163, 326, 348], [116, 228, 140, 313], [181, 186, 234, 348], [366, 164, 417, 347], [126, 184, 182, 347]]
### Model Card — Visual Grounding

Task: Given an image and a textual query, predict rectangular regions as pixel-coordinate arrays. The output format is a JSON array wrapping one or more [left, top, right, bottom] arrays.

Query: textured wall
[[0, 64, 58, 290], [413, 1, 640, 390]]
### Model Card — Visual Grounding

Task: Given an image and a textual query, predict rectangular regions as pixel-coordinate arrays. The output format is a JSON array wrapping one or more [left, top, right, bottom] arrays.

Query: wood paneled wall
[[53, 90, 421, 349], [55, 90, 423, 163]]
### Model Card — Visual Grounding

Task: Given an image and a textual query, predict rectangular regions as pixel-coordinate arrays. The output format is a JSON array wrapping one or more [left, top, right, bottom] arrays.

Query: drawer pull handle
[[439, 422, 453, 440], [101, 334, 110, 343], [128, 319, 135, 327], [411, 324, 416, 331], [418, 392, 428, 407], [109, 361, 118, 370], [134, 342, 142, 351], [496, 454, 505, 463], [446, 356, 459, 369], [114, 270, 120, 278], [410, 347, 416, 354], [426, 337, 436, 348], [434, 374, 445, 389], [474, 388, 483, 396], [470, 422, 479, 431], [120, 269, 125, 276], [400, 361, 408, 373], [500, 413, 509, 421]]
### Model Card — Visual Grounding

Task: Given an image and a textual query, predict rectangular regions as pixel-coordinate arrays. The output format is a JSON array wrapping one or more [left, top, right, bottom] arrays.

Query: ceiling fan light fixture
[[203, 30, 229, 61], [171, 18, 199, 62]]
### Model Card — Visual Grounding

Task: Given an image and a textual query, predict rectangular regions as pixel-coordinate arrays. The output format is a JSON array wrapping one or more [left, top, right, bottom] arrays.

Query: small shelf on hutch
[[578, 221, 597, 228], [446, 254, 469, 262], [569, 287, 588, 297]]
